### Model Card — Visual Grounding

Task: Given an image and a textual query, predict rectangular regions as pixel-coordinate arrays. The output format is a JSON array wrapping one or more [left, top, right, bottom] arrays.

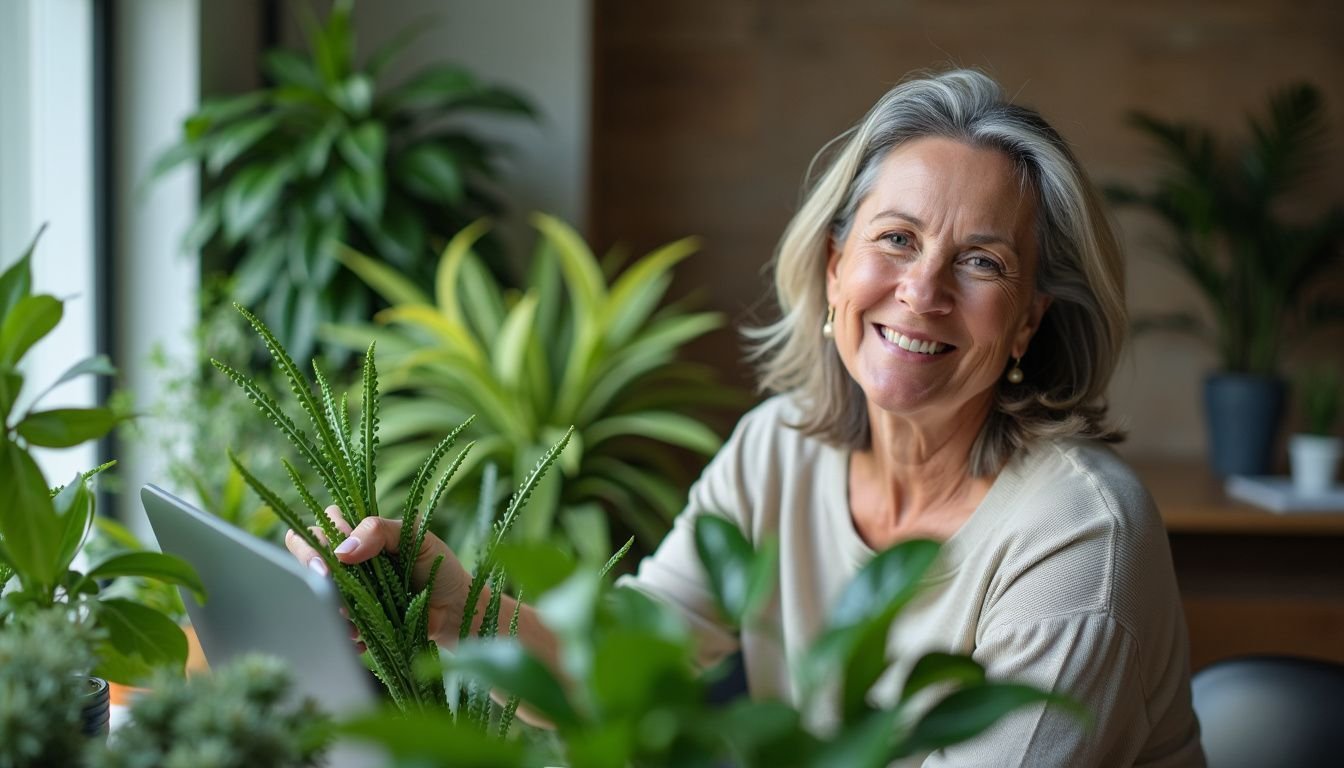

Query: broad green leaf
[[0, 369, 22, 424], [587, 411, 721, 455], [830, 539, 940, 629], [16, 407, 119, 448], [49, 354, 116, 389], [94, 597, 189, 683], [206, 114, 280, 175], [591, 629, 689, 713], [897, 683, 1072, 756], [183, 91, 268, 138], [0, 439, 62, 590], [533, 211, 606, 313], [340, 708, 528, 766], [561, 503, 612, 568], [221, 163, 291, 244], [716, 698, 818, 766], [93, 516, 142, 550], [446, 639, 579, 728], [380, 66, 476, 111], [336, 121, 386, 175], [494, 542, 577, 597], [494, 293, 539, 391], [0, 294, 62, 367], [51, 473, 93, 578], [605, 236, 700, 345], [901, 652, 987, 701], [399, 143, 466, 205], [86, 551, 206, 603], [454, 250, 507, 346], [376, 305, 485, 368], [264, 49, 322, 90], [809, 709, 902, 768], [537, 568, 601, 683], [434, 218, 493, 332], [333, 163, 384, 222], [337, 244, 431, 305], [693, 515, 775, 627], [233, 238, 286, 305], [0, 229, 37, 320]]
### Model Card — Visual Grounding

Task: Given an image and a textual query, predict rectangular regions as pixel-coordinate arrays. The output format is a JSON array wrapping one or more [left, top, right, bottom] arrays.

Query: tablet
[[139, 484, 380, 716]]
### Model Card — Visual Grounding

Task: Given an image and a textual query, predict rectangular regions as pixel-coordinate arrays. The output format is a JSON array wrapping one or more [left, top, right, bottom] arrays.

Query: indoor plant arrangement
[[1288, 366, 1342, 494], [1107, 82, 1344, 476], [329, 213, 738, 562], [340, 516, 1075, 766], [0, 232, 207, 689], [0, 606, 104, 764], [153, 0, 535, 364]]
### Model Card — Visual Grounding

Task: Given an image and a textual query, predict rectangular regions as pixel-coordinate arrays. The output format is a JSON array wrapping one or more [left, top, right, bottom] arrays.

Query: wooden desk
[[1133, 460, 1344, 670]]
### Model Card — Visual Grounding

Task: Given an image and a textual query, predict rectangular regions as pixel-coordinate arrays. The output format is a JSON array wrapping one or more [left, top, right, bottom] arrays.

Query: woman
[[287, 69, 1204, 766]]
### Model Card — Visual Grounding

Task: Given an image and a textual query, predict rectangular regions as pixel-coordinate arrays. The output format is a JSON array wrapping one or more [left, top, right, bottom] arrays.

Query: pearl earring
[[1006, 357, 1024, 384], [822, 306, 835, 339]]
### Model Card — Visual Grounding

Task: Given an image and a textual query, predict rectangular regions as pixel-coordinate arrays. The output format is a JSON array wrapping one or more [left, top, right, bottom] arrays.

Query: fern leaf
[[332, 565, 417, 704], [493, 426, 573, 552], [228, 452, 327, 564], [409, 439, 476, 589], [397, 417, 474, 582], [314, 362, 358, 479], [359, 342, 381, 521], [48, 459, 117, 498], [600, 536, 636, 578], [497, 593, 524, 739]]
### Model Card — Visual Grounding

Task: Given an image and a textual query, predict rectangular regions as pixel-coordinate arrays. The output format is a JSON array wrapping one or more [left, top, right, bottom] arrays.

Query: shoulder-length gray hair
[[746, 69, 1126, 476]]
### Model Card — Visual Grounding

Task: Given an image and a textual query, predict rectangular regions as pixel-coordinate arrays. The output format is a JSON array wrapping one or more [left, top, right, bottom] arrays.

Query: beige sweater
[[621, 395, 1204, 767]]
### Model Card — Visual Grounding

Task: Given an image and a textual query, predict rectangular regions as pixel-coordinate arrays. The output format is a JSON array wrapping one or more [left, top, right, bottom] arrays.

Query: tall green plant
[[154, 0, 535, 363], [328, 213, 738, 561], [343, 517, 1076, 767], [215, 304, 572, 713], [1107, 83, 1344, 375], [0, 231, 206, 685]]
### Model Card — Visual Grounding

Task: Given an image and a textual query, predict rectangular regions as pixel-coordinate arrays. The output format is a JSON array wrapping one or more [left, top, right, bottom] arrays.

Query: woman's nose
[[895, 257, 952, 315]]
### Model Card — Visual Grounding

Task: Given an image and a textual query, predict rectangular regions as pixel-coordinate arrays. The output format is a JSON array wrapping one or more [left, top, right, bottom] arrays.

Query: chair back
[[1193, 655, 1344, 768]]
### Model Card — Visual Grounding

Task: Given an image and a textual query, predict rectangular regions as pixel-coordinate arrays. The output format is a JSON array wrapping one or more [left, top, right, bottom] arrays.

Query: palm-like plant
[[1107, 83, 1344, 375], [327, 213, 739, 560], [154, 0, 534, 363]]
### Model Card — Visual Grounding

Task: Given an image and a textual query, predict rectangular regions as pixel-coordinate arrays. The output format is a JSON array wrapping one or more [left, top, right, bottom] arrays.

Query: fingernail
[[308, 557, 328, 576], [334, 537, 360, 555]]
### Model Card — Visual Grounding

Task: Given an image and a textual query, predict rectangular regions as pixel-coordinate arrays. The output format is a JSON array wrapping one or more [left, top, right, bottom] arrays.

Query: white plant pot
[[1288, 434, 1344, 495]]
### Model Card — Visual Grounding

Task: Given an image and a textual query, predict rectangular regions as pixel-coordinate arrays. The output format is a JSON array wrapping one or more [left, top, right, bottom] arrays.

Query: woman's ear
[[825, 241, 842, 305], [1013, 293, 1053, 358]]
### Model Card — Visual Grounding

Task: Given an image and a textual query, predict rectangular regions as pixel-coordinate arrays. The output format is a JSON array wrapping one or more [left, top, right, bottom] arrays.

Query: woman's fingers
[[283, 528, 330, 577], [324, 505, 354, 535], [332, 515, 404, 565]]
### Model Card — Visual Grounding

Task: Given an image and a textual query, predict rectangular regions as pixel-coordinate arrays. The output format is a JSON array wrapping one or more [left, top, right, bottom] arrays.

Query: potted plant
[[93, 654, 330, 767], [328, 213, 741, 562], [0, 606, 105, 761], [152, 0, 535, 364], [215, 303, 575, 715], [1289, 366, 1342, 494], [0, 231, 207, 696], [1107, 83, 1344, 476], [340, 517, 1077, 766]]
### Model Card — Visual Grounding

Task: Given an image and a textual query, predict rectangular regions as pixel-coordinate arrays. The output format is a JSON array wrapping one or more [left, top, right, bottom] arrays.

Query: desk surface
[[1132, 460, 1344, 535]]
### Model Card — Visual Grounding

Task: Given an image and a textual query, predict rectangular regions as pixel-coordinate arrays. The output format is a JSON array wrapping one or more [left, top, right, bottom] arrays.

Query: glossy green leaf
[[587, 411, 721, 455], [206, 114, 280, 175], [337, 244, 431, 306], [446, 639, 579, 728], [50, 472, 93, 578], [399, 143, 466, 205], [381, 66, 476, 111], [591, 629, 690, 712], [16, 407, 119, 448], [0, 230, 37, 320], [494, 542, 577, 597], [897, 683, 1070, 756], [183, 91, 268, 138], [337, 121, 386, 175], [537, 568, 601, 681], [86, 551, 206, 603], [49, 354, 116, 389], [264, 49, 322, 90], [493, 293, 538, 391], [901, 652, 987, 701], [94, 598, 189, 684], [0, 294, 61, 367], [456, 250, 507, 344], [0, 439, 62, 590], [333, 163, 385, 222], [830, 539, 941, 629], [810, 709, 902, 768], [339, 708, 528, 766], [221, 163, 291, 244], [0, 369, 22, 424], [605, 236, 699, 344], [434, 218, 493, 329], [693, 515, 775, 627]]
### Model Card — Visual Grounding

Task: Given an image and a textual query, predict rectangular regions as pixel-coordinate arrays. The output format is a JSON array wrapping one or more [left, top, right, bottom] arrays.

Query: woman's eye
[[885, 232, 912, 248], [964, 254, 1004, 273]]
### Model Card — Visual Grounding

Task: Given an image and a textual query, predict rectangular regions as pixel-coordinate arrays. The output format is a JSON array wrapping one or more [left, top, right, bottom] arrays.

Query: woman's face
[[826, 136, 1050, 423]]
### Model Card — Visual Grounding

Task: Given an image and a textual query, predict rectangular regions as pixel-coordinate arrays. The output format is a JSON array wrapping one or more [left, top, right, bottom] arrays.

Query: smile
[[877, 325, 953, 355]]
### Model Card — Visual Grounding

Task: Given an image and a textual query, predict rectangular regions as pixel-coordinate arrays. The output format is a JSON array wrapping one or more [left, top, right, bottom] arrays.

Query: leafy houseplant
[[342, 517, 1075, 767], [0, 606, 103, 764], [0, 232, 207, 686], [329, 213, 738, 562], [1288, 367, 1343, 494], [154, 0, 535, 364], [215, 303, 576, 716], [1107, 83, 1344, 475], [93, 655, 330, 768]]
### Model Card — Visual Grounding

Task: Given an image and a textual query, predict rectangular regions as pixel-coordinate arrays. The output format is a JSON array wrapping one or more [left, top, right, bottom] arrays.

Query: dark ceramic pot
[[1204, 373, 1286, 477], [80, 675, 110, 740]]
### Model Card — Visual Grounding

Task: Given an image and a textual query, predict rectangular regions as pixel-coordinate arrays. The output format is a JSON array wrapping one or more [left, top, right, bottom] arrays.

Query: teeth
[[879, 327, 946, 355]]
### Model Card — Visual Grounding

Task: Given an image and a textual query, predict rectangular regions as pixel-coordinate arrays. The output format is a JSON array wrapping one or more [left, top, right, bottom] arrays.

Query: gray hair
[[745, 69, 1126, 475]]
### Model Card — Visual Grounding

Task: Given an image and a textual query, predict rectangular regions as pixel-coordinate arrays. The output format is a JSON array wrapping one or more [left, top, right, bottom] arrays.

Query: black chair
[[1192, 655, 1344, 768]]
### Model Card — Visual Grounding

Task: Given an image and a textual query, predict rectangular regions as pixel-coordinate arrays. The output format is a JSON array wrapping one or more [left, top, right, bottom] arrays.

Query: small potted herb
[[0, 606, 103, 762], [1289, 367, 1343, 494]]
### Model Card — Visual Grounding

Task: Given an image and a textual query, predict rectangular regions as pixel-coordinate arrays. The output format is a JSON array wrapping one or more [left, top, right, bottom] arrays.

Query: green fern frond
[[359, 342, 381, 522], [397, 417, 474, 582], [228, 451, 325, 563], [411, 440, 475, 588], [601, 536, 635, 578], [497, 593, 524, 738], [47, 459, 117, 498], [314, 363, 357, 480]]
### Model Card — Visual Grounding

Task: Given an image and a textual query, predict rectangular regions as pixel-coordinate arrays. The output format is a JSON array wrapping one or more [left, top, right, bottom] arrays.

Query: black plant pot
[[80, 676, 110, 741], [1204, 372, 1286, 477]]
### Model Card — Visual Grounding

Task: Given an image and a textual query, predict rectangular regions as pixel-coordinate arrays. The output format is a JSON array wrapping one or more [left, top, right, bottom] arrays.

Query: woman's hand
[[283, 505, 471, 649]]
